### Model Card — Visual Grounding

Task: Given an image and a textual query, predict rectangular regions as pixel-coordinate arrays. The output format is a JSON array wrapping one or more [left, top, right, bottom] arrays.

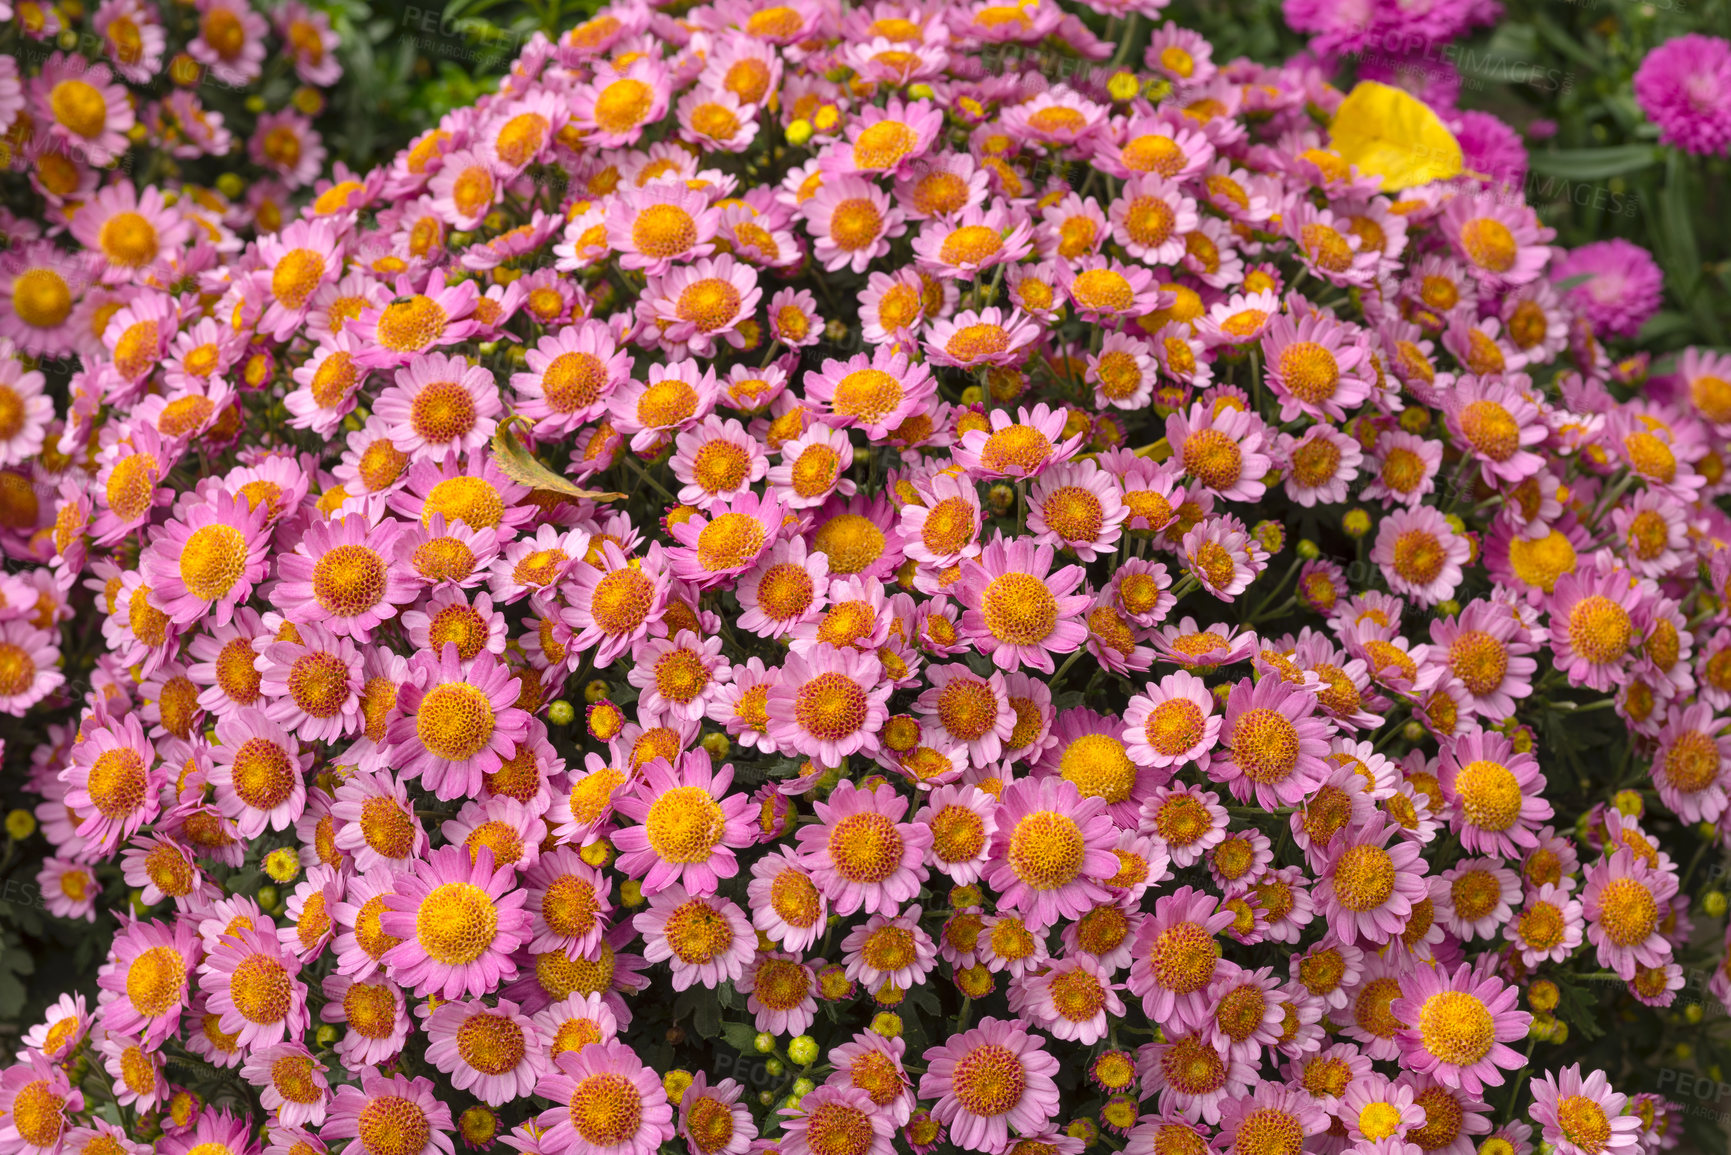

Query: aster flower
[[612, 748, 752, 896], [805, 347, 937, 441], [634, 885, 754, 991], [918, 1018, 1061, 1153], [425, 998, 546, 1107], [379, 845, 532, 999], [954, 536, 1089, 674], [924, 307, 1041, 371], [324, 1071, 454, 1155], [198, 926, 309, 1051], [766, 645, 892, 764], [1581, 848, 1680, 981], [1529, 1065, 1644, 1155], [1633, 34, 1731, 155]]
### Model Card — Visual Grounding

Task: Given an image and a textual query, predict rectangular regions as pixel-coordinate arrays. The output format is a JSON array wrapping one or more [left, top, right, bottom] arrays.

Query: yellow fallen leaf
[[490, 417, 627, 503], [1327, 81, 1463, 192]]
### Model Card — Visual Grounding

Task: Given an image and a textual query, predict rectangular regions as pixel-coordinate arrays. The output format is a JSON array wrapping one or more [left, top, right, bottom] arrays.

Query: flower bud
[[547, 699, 575, 726]]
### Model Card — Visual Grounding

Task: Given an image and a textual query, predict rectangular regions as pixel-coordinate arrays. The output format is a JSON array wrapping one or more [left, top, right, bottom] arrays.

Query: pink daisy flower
[[1546, 566, 1643, 692], [33, 52, 133, 165], [1371, 506, 1470, 607], [737, 951, 817, 1036], [1110, 174, 1198, 265], [1124, 671, 1218, 773], [955, 536, 1089, 674], [61, 711, 159, 852], [387, 647, 531, 801], [675, 1072, 757, 1155], [1505, 883, 1584, 967], [1651, 702, 1731, 823], [747, 848, 828, 951], [424, 997, 546, 1107], [924, 307, 1041, 370], [97, 916, 198, 1048], [1437, 730, 1553, 856], [275, 514, 417, 640], [918, 1018, 1061, 1153], [634, 885, 754, 991], [318, 974, 409, 1067], [1528, 1065, 1643, 1155], [1443, 375, 1547, 484], [801, 176, 907, 274], [1210, 676, 1332, 810], [667, 489, 785, 589], [779, 1085, 894, 1155], [986, 776, 1117, 930], [765, 645, 892, 764], [914, 785, 998, 885], [379, 844, 532, 999], [241, 1044, 330, 1129], [796, 779, 932, 917], [1441, 194, 1552, 288], [612, 749, 752, 896], [323, 1071, 454, 1155], [1315, 815, 1428, 944], [1164, 401, 1273, 503], [1009, 955, 1124, 1044], [198, 926, 309, 1051], [374, 352, 502, 457], [1581, 848, 1679, 981], [1260, 311, 1375, 423], [561, 541, 672, 667], [829, 98, 944, 177], [804, 346, 937, 441], [1389, 962, 1530, 1095], [255, 624, 364, 744], [910, 200, 1034, 281]]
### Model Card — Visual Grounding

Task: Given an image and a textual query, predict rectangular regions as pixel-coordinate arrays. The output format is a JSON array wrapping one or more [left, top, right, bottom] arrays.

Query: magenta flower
[[379, 845, 532, 999], [918, 1018, 1061, 1153], [1634, 34, 1731, 156], [612, 749, 752, 896]]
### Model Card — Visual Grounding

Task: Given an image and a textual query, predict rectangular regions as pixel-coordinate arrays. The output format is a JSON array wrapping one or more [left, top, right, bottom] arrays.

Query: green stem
[[1051, 646, 1086, 687], [619, 452, 674, 502], [1501, 1033, 1540, 1124]]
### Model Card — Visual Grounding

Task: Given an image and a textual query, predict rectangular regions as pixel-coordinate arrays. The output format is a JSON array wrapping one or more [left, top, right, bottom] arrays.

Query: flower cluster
[[0, 1, 1725, 1155], [0, 0, 349, 369]]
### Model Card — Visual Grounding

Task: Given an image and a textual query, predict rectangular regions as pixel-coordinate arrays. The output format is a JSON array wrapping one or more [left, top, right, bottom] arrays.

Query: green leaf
[[720, 1020, 761, 1054], [1525, 146, 1659, 180], [1635, 311, 1695, 343], [0, 970, 22, 1019], [1655, 151, 1702, 312], [490, 418, 627, 502]]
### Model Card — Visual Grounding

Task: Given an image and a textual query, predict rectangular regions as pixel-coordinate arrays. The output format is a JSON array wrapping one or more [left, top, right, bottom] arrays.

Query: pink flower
[[634, 885, 754, 990], [323, 1071, 454, 1155], [1529, 1064, 1644, 1155], [424, 997, 545, 1106], [986, 776, 1118, 931], [765, 645, 892, 764], [955, 536, 1090, 674], [1633, 34, 1731, 156], [379, 845, 532, 999], [612, 749, 752, 895], [796, 779, 931, 917], [1371, 506, 1470, 607], [918, 1018, 1061, 1153], [1581, 848, 1679, 981], [198, 926, 309, 1051], [374, 352, 502, 457]]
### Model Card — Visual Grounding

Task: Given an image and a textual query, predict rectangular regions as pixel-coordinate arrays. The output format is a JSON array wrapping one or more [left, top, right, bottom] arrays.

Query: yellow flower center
[[417, 882, 499, 965]]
